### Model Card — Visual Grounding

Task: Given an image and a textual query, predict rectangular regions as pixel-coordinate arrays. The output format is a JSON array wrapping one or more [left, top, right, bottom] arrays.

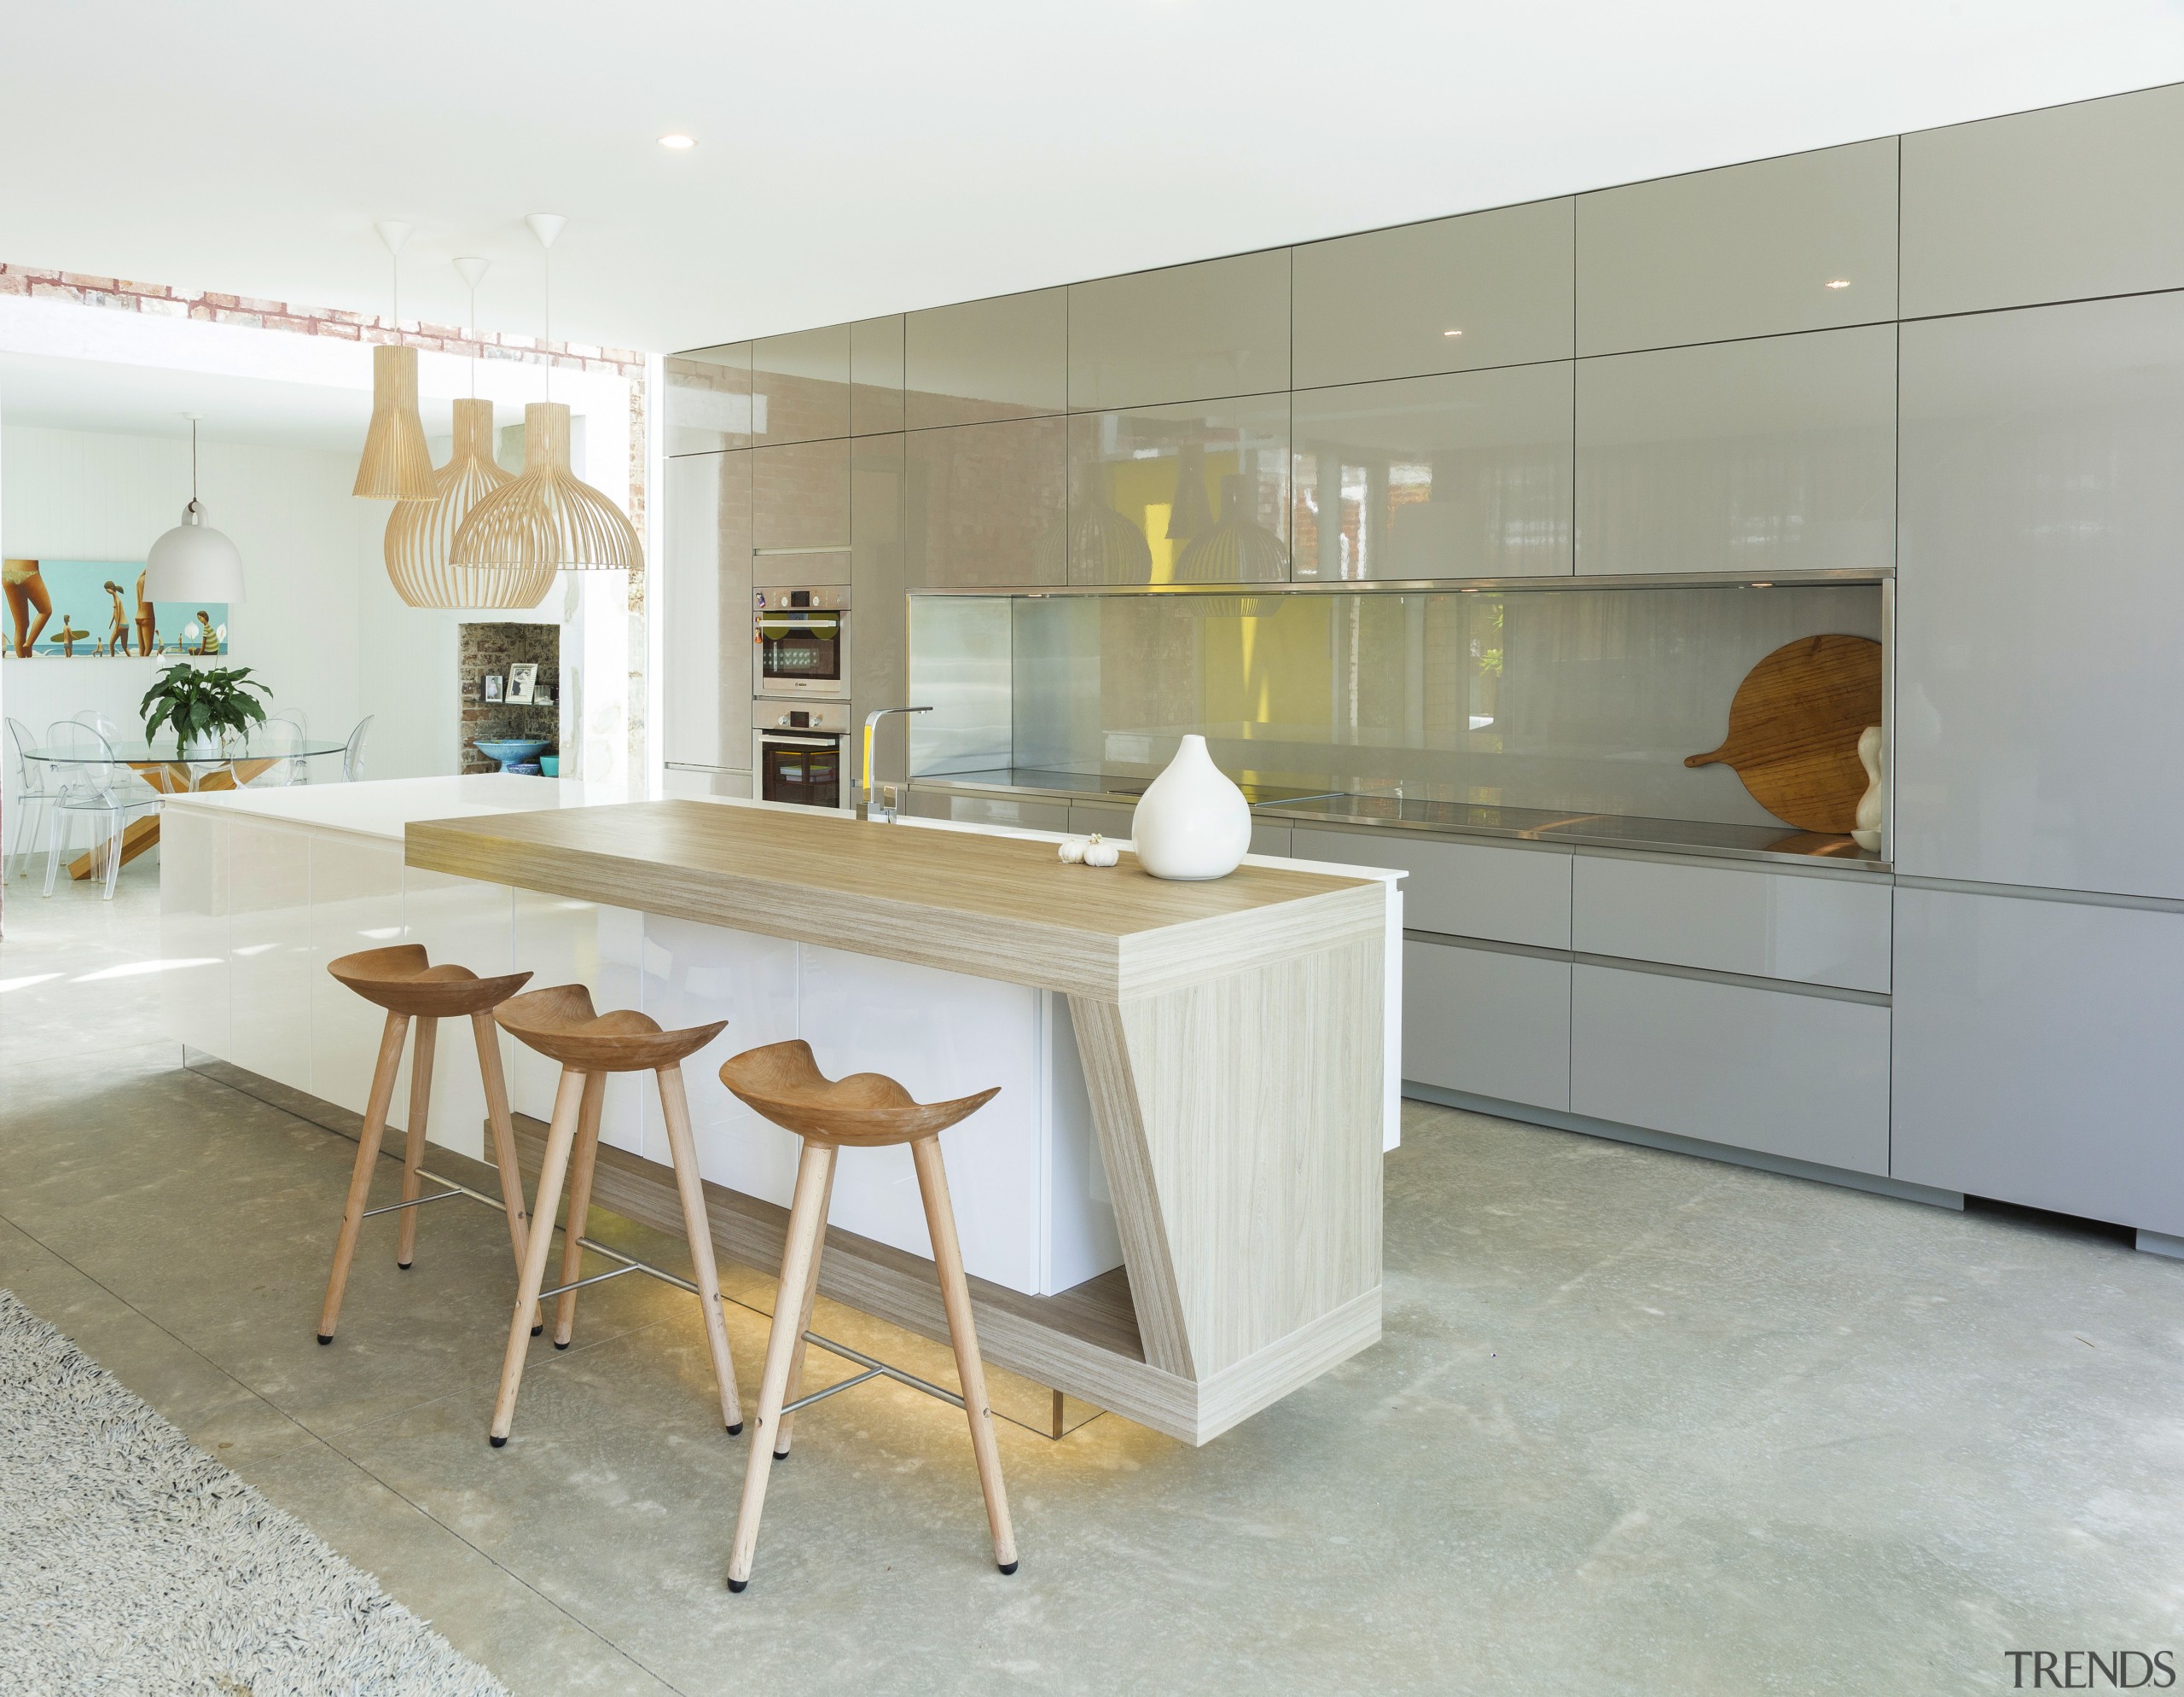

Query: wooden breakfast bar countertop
[[404, 798, 1385, 1002], [394, 793, 1396, 1444]]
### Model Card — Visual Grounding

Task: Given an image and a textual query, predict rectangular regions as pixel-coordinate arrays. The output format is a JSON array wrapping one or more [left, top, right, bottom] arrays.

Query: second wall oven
[[753, 585, 851, 700]]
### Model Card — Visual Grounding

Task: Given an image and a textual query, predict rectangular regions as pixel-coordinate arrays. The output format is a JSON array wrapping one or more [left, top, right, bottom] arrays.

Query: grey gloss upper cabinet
[[1575, 325, 1896, 577], [665, 343, 754, 455], [1066, 395, 1289, 585], [752, 439, 851, 552], [850, 317, 906, 437], [1292, 198, 1574, 387], [1896, 291, 2184, 901], [753, 324, 851, 445], [1902, 84, 2184, 318], [905, 289, 1066, 429], [905, 416, 1066, 590], [1068, 251, 1291, 411], [851, 435, 909, 774], [661, 450, 752, 771], [1291, 364, 1573, 580], [1577, 139, 1898, 354]]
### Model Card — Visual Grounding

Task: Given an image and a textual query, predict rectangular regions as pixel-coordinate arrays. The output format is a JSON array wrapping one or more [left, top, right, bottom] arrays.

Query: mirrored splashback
[[909, 582, 1885, 828]]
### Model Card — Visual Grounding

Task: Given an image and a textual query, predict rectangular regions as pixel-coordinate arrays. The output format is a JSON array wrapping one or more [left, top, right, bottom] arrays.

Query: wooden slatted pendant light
[[352, 221, 436, 502], [383, 260, 553, 608], [449, 215, 643, 576]]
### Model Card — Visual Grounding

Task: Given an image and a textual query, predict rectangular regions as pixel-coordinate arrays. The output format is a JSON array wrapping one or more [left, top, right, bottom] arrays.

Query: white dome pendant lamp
[[383, 259, 552, 609], [144, 416, 245, 602], [450, 214, 643, 577], [352, 220, 436, 503]]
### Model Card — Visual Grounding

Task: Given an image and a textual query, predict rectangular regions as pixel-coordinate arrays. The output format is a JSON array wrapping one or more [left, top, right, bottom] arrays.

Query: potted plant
[[140, 662, 271, 756]]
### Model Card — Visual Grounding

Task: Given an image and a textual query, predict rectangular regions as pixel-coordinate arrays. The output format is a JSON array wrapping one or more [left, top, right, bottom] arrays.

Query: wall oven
[[756, 702, 849, 810], [753, 585, 851, 700]]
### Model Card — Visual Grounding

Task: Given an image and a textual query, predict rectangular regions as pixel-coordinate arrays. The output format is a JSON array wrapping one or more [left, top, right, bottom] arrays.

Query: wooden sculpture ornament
[[1686, 634, 1884, 834]]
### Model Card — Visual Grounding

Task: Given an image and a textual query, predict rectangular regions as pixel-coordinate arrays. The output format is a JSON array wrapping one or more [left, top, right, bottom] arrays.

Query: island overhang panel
[[405, 799, 1388, 1444]]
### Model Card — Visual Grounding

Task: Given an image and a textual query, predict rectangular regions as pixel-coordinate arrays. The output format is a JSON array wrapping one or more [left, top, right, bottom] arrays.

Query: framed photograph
[[507, 662, 538, 705], [482, 672, 503, 703]]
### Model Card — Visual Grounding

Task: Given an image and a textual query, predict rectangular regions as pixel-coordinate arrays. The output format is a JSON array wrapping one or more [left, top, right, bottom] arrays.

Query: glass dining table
[[22, 737, 349, 881]]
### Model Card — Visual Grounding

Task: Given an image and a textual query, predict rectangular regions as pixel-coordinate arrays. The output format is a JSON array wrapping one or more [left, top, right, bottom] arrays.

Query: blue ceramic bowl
[[474, 738, 552, 772]]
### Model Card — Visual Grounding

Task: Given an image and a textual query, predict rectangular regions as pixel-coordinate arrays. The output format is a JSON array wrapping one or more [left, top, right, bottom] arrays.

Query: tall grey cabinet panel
[[1292, 198, 1574, 387], [1896, 293, 2184, 898], [753, 323, 852, 445], [1067, 250, 1291, 411], [665, 343, 754, 455], [905, 288, 1067, 428], [1577, 138, 1898, 354], [1902, 84, 2184, 318], [849, 317, 905, 436], [1575, 325, 1896, 577], [661, 449, 752, 772], [1892, 887, 2184, 1234], [904, 415, 1066, 590], [1291, 364, 1573, 580], [851, 435, 909, 778], [752, 438, 851, 554], [1066, 394, 1289, 585]]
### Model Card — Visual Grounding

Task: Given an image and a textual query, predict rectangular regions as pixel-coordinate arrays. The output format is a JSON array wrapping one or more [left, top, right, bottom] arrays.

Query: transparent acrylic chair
[[6, 718, 58, 880], [342, 715, 375, 782], [42, 720, 163, 899], [247, 716, 304, 788]]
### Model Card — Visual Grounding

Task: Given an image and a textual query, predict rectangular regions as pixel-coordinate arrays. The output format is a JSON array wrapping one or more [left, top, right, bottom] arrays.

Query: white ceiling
[[4, 2, 2182, 357], [0, 352, 372, 450]]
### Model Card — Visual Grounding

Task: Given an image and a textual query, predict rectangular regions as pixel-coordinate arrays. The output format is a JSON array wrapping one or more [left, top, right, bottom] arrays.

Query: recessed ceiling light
[[659, 133, 696, 150], [1825, 278, 1850, 289], [1443, 328, 1463, 336]]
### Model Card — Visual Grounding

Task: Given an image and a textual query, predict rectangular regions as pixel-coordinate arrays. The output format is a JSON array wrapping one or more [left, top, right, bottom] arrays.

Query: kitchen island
[[160, 776, 1400, 1443]]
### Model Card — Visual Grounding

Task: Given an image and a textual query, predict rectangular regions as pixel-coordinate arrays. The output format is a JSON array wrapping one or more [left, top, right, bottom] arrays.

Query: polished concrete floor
[[4, 860, 2183, 1695]]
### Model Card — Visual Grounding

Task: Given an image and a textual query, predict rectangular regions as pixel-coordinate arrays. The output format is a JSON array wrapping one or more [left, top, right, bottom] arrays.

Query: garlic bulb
[[1057, 836, 1088, 864], [1082, 834, 1119, 868]]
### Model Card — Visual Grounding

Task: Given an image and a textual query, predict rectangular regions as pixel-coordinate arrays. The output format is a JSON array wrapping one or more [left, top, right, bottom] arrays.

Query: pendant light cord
[[541, 243, 551, 404], [190, 419, 200, 509]]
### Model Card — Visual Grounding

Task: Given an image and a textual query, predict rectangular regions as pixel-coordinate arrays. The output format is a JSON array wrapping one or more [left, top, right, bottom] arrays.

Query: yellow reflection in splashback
[[1100, 454, 1240, 587]]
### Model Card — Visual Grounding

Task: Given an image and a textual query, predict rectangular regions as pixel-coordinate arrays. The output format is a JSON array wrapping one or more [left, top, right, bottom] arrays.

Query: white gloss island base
[[160, 776, 1401, 1444]]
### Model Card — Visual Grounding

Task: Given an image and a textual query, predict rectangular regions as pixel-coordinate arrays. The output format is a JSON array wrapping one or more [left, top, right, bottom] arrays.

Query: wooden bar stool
[[717, 1038, 1016, 1590], [317, 945, 534, 1345], [488, 984, 742, 1447]]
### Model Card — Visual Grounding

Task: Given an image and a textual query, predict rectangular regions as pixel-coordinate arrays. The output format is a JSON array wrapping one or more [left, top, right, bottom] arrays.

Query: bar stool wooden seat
[[317, 945, 533, 1345], [487, 984, 742, 1447], [717, 1037, 1015, 1590]]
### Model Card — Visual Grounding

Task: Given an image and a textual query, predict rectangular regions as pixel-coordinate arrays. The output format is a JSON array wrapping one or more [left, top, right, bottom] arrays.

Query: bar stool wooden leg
[[655, 1061, 745, 1433], [911, 1133, 1018, 1575], [395, 1016, 438, 1269], [317, 1011, 410, 1343], [470, 1011, 541, 1335], [727, 1136, 836, 1591], [491, 1066, 587, 1447], [551, 1072, 607, 1348], [771, 1150, 837, 1460]]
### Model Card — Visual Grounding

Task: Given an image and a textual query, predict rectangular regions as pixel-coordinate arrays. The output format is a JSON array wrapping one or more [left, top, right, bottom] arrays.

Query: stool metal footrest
[[796, 1330, 966, 1412], [361, 1188, 463, 1219], [535, 1261, 642, 1303]]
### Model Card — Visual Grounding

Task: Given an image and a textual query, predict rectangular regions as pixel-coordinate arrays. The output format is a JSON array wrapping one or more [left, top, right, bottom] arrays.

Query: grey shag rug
[[0, 1289, 508, 1696]]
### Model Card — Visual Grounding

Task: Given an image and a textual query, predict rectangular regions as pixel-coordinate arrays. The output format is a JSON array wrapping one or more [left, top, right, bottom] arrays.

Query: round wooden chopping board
[[1685, 634, 1883, 834]]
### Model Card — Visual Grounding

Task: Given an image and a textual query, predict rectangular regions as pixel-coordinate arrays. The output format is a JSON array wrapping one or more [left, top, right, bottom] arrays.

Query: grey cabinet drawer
[[1291, 827, 1571, 949], [1570, 965, 1889, 1176], [1571, 855, 1891, 992], [913, 793, 1072, 833], [1403, 938, 1570, 1112]]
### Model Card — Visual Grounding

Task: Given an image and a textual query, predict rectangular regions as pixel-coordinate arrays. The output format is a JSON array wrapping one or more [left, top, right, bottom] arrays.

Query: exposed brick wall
[[458, 622, 561, 774], [0, 263, 647, 380]]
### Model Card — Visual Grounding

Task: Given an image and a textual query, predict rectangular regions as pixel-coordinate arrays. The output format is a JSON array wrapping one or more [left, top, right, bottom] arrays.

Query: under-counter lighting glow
[[1825, 278, 1850, 289], [659, 133, 696, 150], [1443, 328, 1463, 336]]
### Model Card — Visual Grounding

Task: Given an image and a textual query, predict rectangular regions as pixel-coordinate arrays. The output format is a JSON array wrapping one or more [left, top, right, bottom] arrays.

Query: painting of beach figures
[[3, 559, 228, 659]]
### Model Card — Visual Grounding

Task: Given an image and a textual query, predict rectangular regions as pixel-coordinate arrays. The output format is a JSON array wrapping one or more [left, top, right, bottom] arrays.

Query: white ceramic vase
[[1851, 724, 1885, 852], [1130, 735, 1252, 880]]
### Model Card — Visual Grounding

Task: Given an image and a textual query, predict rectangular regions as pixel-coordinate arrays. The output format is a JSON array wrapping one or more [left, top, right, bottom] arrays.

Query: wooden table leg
[[68, 814, 160, 881]]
